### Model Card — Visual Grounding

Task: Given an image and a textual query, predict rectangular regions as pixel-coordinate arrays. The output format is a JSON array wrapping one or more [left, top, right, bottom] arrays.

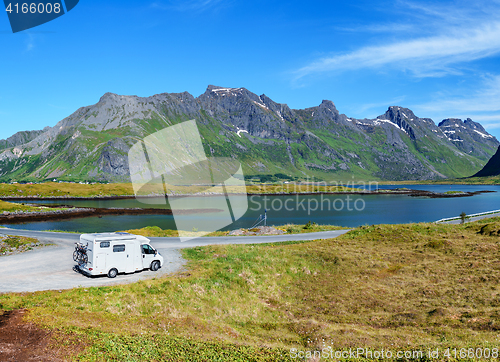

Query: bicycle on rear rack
[[73, 242, 88, 267]]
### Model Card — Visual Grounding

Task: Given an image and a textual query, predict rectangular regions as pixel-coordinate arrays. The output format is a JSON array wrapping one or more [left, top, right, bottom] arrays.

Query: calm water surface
[[3, 184, 499, 233]]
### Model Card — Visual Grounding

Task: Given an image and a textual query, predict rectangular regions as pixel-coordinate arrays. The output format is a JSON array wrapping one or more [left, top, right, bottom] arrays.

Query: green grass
[[378, 175, 500, 185], [58, 329, 290, 361], [443, 175, 500, 185], [0, 235, 41, 254], [121, 225, 179, 237], [0, 181, 365, 199], [401, 129, 484, 179], [0, 199, 69, 213], [0, 199, 44, 212], [244, 183, 357, 194], [0, 182, 135, 197], [2, 218, 500, 360], [122, 223, 347, 237]]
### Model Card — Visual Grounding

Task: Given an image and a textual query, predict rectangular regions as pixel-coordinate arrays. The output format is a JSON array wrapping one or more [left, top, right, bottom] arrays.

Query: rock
[[229, 226, 284, 236], [0, 129, 46, 150], [439, 118, 499, 161], [228, 229, 245, 236]]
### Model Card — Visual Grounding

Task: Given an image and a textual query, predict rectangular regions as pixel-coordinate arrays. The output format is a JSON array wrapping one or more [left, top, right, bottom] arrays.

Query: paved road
[[438, 212, 500, 224], [0, 228, 350, 293]]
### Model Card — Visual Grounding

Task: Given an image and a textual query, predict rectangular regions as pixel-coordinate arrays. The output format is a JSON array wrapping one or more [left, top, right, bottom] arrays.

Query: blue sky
[[1, 0, 500, 140]]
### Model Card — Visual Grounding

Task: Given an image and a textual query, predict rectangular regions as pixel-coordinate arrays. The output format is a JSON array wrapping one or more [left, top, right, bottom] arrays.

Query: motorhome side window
[[100, 241, 110, 248], [142, 245, 155, 254], [113, 244, 126, 252]]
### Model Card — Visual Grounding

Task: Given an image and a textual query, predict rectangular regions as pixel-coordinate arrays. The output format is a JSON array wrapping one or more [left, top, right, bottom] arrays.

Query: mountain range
[[0, 85, 498, 182]]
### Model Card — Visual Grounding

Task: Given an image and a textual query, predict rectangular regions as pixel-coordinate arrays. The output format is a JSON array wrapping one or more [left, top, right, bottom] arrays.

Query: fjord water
[[3, 184, 499, 233]]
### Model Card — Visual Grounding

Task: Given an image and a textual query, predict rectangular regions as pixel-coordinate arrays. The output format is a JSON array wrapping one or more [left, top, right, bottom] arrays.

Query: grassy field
[[2, 217, 500, 360], [0, 200, 69, 214], [0, 181, 367, 199], [378, 175, 500, 185], [0, 235, 41, 254], [0, 177, 497, 200], [436, 175, 500, 185], [122, 223, 347, 238], [243, 183, 359, 194], [0, 182, 135, 198]]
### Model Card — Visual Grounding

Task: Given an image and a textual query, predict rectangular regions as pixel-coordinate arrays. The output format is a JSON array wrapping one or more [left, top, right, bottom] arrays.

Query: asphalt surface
[[0, 228, 350, 293], [438, 212, 500, 224]]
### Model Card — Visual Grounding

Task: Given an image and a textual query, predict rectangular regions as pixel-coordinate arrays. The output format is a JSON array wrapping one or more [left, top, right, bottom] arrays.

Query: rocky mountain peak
[[379, 106, 417, 139], [98, 92, 122, 103], [198, 85, 261, 111], [203, 85, 247, 98], [319, 99, 336, 108], [464, 117, 488, 133], [316, 100, 339, 116], [438, 118, 495, 140], [438, 118, 461, 127], [438, 117, 498, 160], [384, 106, 417, 121], [258, 94, 275, 107]]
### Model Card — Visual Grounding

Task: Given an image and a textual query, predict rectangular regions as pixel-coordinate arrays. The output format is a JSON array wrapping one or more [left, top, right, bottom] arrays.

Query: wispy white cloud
[[418, 75, 500, 113], [337, 1, 497, 36], [339, 23, 416, 34], [294, 22, 500, 80], [291, 0, 500, 138], [294, 1, 500, 81], [400, 1, 477, 24], [415, 74, 500, 131], [399, 0, 500, 25]]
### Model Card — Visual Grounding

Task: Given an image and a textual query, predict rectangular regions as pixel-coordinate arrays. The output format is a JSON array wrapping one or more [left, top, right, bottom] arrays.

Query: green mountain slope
[[473, 146, 500, 177]]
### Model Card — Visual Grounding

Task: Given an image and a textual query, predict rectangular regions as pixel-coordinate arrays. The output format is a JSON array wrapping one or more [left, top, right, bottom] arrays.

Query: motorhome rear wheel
[[107, 268, 118, 278]]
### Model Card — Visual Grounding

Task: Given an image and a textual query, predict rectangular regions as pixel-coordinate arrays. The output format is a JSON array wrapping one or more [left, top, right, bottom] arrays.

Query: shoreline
[[0, 189, 494, 201], [0, 207, 221, 224]]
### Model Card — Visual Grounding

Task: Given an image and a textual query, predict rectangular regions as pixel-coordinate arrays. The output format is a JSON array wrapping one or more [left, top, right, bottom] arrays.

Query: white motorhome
[[76, 232, 164, 278]]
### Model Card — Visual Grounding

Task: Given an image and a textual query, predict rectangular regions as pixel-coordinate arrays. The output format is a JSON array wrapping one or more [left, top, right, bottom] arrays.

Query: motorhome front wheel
[[151, 261, 160, 271]]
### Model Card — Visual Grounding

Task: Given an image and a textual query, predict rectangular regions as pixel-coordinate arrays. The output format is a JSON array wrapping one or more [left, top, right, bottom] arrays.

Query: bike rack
[[73, 242, 88, 266]]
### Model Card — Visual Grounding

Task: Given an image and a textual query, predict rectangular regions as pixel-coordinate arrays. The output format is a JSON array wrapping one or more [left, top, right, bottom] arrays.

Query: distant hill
[[473, 146, 500, 177], [0, 128, 49, 150], [0, 85, 498, 182]]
